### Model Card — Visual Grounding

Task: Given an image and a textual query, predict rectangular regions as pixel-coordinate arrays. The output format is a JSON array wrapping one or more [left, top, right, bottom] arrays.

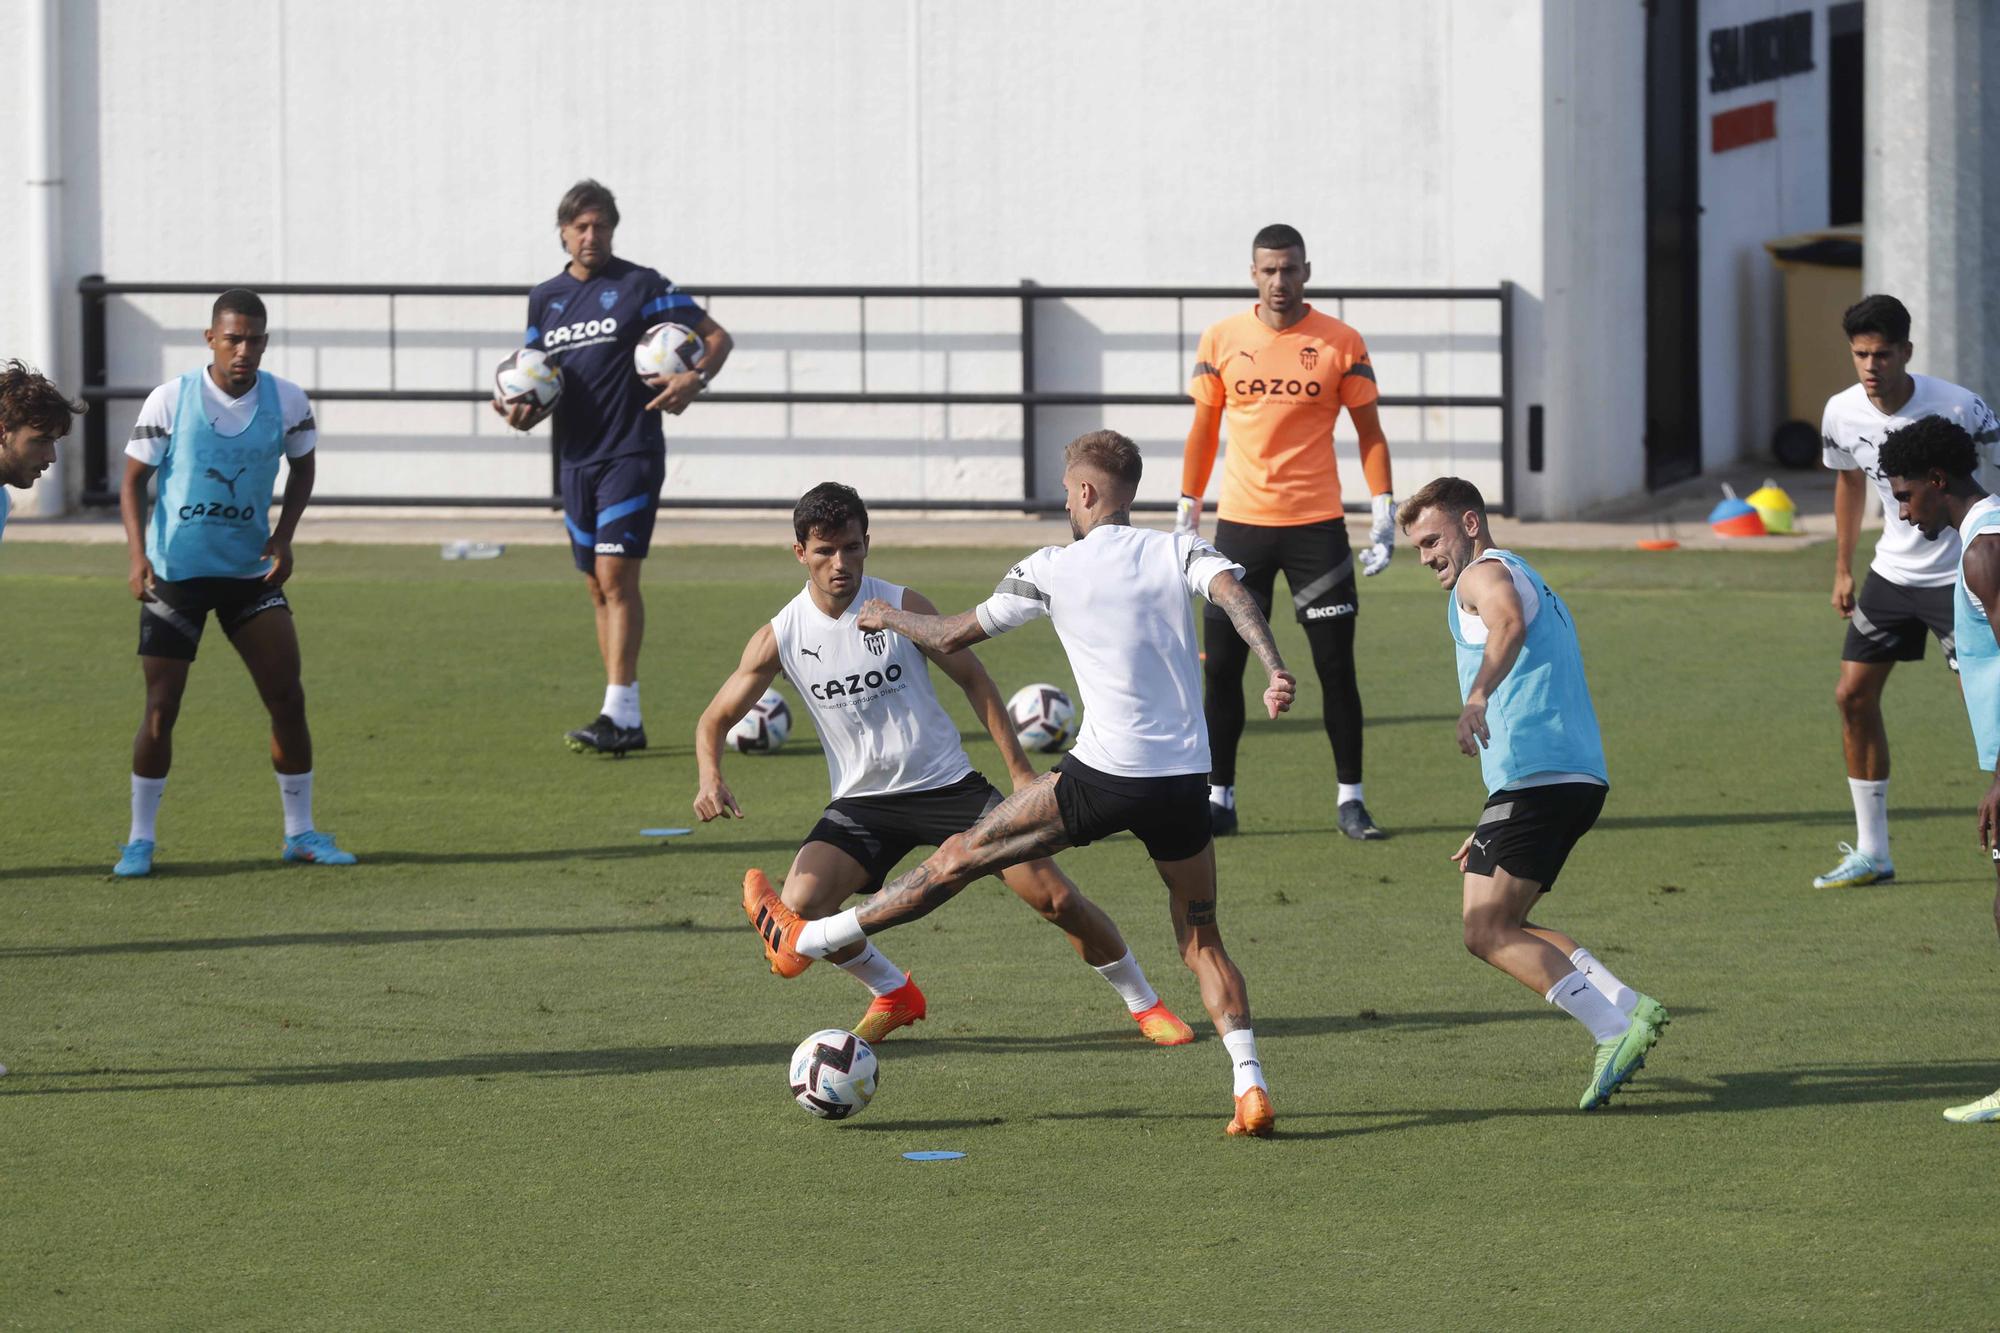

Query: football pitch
[[2, 537, 1995, 1329]]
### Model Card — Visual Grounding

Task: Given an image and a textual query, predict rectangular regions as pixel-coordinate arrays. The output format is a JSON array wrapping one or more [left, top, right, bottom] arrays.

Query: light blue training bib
[[1448, 550, 1608, 794], [1953, 500, 2000, 771], [146, 370, 285, 581]]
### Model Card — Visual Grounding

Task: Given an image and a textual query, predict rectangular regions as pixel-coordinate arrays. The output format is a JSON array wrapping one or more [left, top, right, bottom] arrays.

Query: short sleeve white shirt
[[1822, 375, 2000, 587], [125, 371, 317, 467], [975, 525, 1243, 778]]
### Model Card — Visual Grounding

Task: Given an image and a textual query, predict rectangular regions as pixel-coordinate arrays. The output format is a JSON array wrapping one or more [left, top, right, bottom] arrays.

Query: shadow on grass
[[1039, 1060, 2000, 1141], [0, 918, 731, 961], [0, 1008, 1583, 1099], [1230, 806, 1971, 839], [0, 837, 805, 882]]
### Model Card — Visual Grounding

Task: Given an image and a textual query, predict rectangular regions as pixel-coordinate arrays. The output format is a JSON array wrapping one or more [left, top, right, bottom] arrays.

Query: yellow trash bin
[[1764, 226, 1863, 468]]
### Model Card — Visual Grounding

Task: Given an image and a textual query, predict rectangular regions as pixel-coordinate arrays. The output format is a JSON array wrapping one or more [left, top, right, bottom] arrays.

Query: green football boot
[[1579, 996, 1669, 1111]]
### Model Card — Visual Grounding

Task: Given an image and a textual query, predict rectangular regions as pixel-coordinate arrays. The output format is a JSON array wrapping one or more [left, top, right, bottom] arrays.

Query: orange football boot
[[741, 868, 811, 978], [1226, 1087, 1275, 1138], [853, 973, 927, 1043], [1132, 1001, 1195, 1046]]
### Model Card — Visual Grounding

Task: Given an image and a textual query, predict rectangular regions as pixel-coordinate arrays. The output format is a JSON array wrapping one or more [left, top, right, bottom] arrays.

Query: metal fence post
[[1498, 280, 1515, 518], [1019, 278, 1038, 512], [79, 274, 108, 498]]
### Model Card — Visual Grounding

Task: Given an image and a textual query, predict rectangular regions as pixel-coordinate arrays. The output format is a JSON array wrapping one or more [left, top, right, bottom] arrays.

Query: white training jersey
[[1822, 375, 2000, 588], [126, 371, 317, 466], [770, 575, 973, 801], [975, 524, 1244, 779]]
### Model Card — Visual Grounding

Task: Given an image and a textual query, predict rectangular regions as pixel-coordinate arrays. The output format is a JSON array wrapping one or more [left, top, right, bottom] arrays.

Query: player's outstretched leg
[[744, 774, 1071, 965], [998, 859, 1194, 1046], [1154, 842, 1271, 1136], [1464, 871, 1666, 1110]]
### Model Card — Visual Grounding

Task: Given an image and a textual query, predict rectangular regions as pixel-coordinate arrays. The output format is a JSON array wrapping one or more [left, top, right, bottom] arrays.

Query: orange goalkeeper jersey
[[1184, 305, 1384, 526]]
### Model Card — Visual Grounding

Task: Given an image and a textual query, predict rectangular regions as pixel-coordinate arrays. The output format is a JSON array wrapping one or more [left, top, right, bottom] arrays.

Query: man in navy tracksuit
[[500, 178, 733, 755]]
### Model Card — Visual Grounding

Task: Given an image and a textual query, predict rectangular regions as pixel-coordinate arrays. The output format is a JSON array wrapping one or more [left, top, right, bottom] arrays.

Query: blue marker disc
[[640, 828, 693, 838], [902, 1151, 966, 1162]]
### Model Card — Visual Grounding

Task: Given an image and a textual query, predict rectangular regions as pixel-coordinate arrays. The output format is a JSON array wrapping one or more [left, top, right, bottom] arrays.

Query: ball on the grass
[[789, 1028, 878, 1120], [728, 689, 793, 754], [1007, 682, 1076, 753]]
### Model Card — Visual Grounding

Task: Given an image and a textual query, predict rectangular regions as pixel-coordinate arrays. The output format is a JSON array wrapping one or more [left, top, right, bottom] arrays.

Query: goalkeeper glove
[[1361, 492, 1395, 576], [1175, 494, 1202, 539]]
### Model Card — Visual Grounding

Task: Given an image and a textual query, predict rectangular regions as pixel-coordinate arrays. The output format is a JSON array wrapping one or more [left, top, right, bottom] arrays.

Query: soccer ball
[[789, 1028, 878, 1120], [493, 348, 563, 411], [728, 688, 793, 754], [634, 322, 704, 379], [1007, 682, 1076, 753]]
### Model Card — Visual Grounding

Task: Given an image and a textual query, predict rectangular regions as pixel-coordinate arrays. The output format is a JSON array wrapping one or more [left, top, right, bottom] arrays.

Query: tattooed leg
[[855, 773, 1073, 933], [1153, 840, 1253, 1035]]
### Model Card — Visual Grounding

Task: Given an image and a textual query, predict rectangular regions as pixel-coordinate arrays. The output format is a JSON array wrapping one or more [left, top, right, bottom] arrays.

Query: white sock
[[836, 942, 907, 997], [1209, 784, 1235, 810], [1848, 777, 1889, 863], [129, 775, 166, 843], [1568, 946, 1638, 1015], [603, 682, 641, 729], [1546, 969, 1629, 1043], [1338, 782, 1364, 806], [277, 770, 314, 838], [1221, 1029, 1267, 1096], [796, 908, 866, 960], [1091, 950, 1160, 1015]]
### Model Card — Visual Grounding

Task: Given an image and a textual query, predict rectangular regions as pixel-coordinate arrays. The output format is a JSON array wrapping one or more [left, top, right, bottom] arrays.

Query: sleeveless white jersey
[[770, 576, 974, 801]]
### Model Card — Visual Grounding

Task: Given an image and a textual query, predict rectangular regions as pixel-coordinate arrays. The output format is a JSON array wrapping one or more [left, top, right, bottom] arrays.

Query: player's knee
[[1462, 918, 1499, 960], [1833, 678, 1879, 718], [261, 678, 307, 720], [933, 832, 977, 882]]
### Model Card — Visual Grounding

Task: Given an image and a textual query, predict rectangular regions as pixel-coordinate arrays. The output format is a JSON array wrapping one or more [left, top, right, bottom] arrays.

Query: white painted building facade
[[2, 0, 1984, 521]]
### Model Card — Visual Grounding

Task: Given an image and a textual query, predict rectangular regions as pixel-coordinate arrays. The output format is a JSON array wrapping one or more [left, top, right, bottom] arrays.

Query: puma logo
[[798, 645, 822, 661], [204, 465, 247, 498], [1471, 837, 1490, 853]]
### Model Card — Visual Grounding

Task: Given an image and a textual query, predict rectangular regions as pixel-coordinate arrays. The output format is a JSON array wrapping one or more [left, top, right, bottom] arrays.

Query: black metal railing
[[77, 276, 1515, 514]]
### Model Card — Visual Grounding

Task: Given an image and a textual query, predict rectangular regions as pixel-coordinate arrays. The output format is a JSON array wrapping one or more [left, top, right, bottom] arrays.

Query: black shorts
[[562, 452, 665, 572], [138, 576, 291, 661], [1053, 757, 1212, 862], [1843, 571, 1957, 669], [1462, 782, 1607, 892], [806, 771, 1005, 894], [1204, 517, 1356, 626]]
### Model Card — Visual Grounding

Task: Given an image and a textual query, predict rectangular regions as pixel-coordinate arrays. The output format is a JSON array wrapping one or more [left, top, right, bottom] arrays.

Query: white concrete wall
[[1, 0, 1656, 519], [1696, 0, 1838, 472]]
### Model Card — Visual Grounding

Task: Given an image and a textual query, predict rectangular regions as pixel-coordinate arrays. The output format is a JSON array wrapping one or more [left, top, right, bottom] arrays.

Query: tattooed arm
[[1206, 570, 1296, 718], [856, 598, 991, 655]]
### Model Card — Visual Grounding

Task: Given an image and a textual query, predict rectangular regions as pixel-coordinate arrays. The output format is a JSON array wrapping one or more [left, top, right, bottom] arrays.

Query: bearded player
[[696, 482, 1193, 1047], [1179, 223, 1394, 841], [1399, 477, 1668, 1110]]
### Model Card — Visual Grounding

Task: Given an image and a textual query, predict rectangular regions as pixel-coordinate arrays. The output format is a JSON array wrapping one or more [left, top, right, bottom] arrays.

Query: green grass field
[[2, 537, 1996, 1329]]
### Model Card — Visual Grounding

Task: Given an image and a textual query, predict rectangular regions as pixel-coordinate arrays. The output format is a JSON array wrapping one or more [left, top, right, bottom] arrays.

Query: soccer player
[[743, 432, 1297, 1136], [1398, 477, 1668, 1110], [0, 359, 85, 545], [115, 289, 355, 876], [1817, 294, 2000, 888], [499, 179, 733, 757], [693, 482, 1193, 1046], [1178, 223, 1395, 842], [1874, 417, 2000, 1123]]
